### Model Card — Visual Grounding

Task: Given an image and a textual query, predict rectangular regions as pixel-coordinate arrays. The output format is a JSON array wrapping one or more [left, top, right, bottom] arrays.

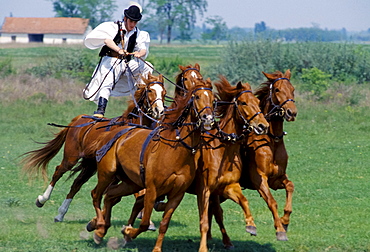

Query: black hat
[[124, 5, 142, 21]]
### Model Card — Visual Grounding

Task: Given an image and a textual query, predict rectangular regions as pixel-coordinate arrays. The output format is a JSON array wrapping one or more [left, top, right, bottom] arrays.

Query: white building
[[0, 17, 91, 44]]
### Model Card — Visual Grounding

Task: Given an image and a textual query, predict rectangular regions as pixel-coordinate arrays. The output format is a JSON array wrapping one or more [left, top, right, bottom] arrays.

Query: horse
[[21, 73, 166, 223], [127, 76, 270, 251], [132, 63, 204, 222], [240, 70, 297, 241], [86, 77, 215, 252], [189, 76, 269, 251], [207, 70, 297, 242]]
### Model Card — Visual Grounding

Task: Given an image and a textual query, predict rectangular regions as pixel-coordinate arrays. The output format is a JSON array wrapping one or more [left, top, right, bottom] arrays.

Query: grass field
[[1, 44, 370, 251]]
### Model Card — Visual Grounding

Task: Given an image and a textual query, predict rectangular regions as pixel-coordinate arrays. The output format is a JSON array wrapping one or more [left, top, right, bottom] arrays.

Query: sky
[[0, 0, 369, 32]]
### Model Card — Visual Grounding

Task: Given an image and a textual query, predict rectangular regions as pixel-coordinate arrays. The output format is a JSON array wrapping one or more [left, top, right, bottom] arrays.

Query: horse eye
[[275, 88, 280, 92], [147, 89, 153, 93]]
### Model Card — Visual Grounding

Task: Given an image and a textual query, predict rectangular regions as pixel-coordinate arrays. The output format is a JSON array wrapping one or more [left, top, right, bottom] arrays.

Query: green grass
[[1, 99, 370, 251], [1, 44, 370, 251]]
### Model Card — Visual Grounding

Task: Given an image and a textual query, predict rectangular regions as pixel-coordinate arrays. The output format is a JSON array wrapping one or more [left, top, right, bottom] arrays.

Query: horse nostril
[[258, 124, 266, 130]]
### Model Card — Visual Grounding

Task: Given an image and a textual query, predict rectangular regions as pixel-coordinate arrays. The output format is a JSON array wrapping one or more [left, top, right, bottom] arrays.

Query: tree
[[51, 0, 117, 28], [201, 15, 228, 44], [254, 21, 266, 34], [145, 0, 207, 44]]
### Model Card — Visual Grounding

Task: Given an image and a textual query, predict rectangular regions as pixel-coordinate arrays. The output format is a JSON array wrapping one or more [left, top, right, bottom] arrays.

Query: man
[[83, 2, 152, 117]]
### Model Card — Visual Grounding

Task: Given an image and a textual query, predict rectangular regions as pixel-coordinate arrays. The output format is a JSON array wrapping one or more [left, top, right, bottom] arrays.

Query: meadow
[[1, 43, 370, 252]]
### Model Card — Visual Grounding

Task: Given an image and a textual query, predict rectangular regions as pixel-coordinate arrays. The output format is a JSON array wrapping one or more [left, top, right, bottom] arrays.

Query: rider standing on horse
[[83, 2, 153, 118]]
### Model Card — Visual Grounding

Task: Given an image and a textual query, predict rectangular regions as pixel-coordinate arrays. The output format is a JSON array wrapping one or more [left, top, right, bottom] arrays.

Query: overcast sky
[[1, 0, 369, 31]]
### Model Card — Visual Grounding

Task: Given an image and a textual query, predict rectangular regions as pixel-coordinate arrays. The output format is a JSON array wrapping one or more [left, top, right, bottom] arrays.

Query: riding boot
[[93, 97, 108, 118]]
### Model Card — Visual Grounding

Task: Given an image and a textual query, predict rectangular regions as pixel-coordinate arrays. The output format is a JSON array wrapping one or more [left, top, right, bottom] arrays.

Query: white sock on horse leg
[[37, 185, 53, 204]]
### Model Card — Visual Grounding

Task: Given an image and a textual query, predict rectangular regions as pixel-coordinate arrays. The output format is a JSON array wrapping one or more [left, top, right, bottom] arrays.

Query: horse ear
[[179, 65, 186, 71], [262, 71, 274, 80], [284, 69, 291, 79], [206, 77, 212, 86], [195, 63, 200, 71], [159, 74, 164, 83], [236, 81, 243, 89]]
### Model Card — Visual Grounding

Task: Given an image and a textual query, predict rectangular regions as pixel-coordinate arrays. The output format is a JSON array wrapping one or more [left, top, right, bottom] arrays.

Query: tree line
[[52, 0, 369, 43]]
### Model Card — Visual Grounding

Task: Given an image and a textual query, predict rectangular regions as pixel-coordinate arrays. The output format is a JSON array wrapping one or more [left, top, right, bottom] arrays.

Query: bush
[[210, 40, 370, 85], [0, 58, 16, 77], [26, 48, 97, 83], [300, 67, 332, 100]]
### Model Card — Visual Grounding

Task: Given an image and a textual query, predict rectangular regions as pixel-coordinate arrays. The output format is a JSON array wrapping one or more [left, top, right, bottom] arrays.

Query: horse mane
[[214, 76, 251, 118], [165, 79, 212, 126], [121, 84, 146, 118]]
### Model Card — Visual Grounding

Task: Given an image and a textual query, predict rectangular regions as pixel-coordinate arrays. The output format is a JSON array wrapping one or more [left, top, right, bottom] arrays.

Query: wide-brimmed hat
[[124, 5, 142, 21]]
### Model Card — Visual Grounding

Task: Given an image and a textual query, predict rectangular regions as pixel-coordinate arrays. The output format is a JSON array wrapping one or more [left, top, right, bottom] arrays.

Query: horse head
[[215, 76, 269, 135], [140, 72, 166, 119], [189, 77, 215, 131], [260, 70, 297, 122], [175, 63, 203, 97]]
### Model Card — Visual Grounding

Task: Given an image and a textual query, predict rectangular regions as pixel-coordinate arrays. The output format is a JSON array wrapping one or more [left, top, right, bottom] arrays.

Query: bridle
[[265, 77, 295, 120], [143, 81, 165, 116], [180, 68, 202, 92], [233, 90, 263, 133]]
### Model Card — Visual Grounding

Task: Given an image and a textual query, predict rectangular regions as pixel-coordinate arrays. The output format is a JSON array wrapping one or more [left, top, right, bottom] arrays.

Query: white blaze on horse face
[[151, 84, 165, 111], [190, 71, 198, 85]]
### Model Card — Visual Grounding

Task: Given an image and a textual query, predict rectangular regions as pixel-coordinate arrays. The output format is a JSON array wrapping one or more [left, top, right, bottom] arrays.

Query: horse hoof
[[35, 199, 44, 208], [148, 223, 156, 231], [93, 232, 103, 244], [86, 221, 96, 232], [276, 231, 288, 241], [224, 244, 235, 250], [121, 225, 132, 242], [54, 217, 63, 223], [246, 226, 257, 236]]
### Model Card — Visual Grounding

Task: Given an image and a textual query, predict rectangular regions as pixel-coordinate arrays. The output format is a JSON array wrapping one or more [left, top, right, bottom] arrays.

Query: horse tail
[[21, 127, 69, 182]]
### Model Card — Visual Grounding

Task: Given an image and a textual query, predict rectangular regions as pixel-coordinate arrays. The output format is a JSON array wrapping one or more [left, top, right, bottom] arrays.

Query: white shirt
[[84, 22, 150, 59]]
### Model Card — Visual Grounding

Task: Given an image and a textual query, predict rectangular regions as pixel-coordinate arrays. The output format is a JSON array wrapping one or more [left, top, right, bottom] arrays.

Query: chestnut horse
[[208, 70, 297, 243], [21, 73, 166, 222], [86, 78, 215, 252], [132, 63, 204, 221], [240, 70, 297, 241], [190, 77, 269, 251], [126, 76, 270, 251]]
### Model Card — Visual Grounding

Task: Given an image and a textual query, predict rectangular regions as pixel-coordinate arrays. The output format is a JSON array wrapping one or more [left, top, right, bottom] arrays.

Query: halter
[[265, 77, 295, 120], [215, 90, 261, 137], [233, 90, 262, 133]]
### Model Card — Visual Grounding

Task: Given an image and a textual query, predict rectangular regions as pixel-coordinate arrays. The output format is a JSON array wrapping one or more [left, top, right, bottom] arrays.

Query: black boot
[[93, 97, 108, 118]]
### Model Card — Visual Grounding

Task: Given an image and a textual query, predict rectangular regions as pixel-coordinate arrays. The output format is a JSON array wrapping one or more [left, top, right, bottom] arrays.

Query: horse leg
[[54, 161, 97, 222], [223, 183, 257, 236], [36, 157, 79, 207], [133, 190, 157, 231], [209, 195, 234, 249], [255, 174, 288, 241], [197, 187, 211, 252], [90, 166, 117, 244], [153, 192, 186, 252], [122, 194, 156, 243], [280, 177, 294, 232]]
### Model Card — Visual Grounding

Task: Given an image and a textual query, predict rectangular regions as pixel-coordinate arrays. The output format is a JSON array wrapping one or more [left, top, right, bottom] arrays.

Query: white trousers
[[84, 56, 153, 103]]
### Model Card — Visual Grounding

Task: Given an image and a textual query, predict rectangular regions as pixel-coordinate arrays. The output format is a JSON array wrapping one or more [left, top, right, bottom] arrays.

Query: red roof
[[1, 17, 89, 34]]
